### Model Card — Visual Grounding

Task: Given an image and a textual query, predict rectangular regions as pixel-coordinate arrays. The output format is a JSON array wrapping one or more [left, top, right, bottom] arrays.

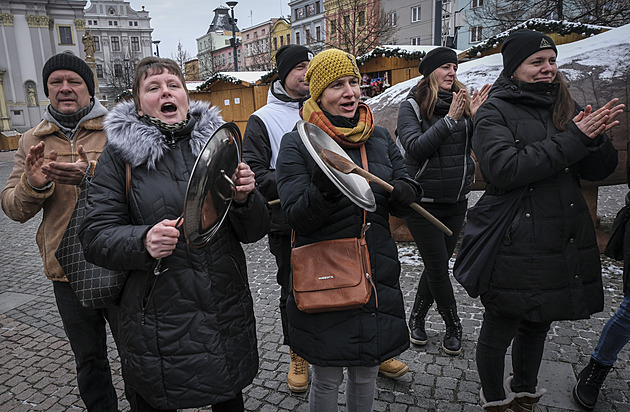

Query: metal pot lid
[[182, 122, 242, 248], [297, 120, 376, 212]]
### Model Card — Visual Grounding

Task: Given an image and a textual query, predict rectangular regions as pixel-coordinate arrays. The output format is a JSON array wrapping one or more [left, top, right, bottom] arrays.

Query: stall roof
[[357, 45, 463, 65], [197, 71, 271, 91]]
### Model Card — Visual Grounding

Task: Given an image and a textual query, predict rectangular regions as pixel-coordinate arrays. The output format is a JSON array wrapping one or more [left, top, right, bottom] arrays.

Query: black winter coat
[[396, 87, 475, 204], [473, 75, 618, 322], [276, 125, 416, 367], [79, 101, 270, 409]]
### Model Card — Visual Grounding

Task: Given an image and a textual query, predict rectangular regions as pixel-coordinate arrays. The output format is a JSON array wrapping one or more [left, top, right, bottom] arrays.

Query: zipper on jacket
[[140, 261, 168, 324], [414, 159, 430, 181], [456, 119, 470, 200]]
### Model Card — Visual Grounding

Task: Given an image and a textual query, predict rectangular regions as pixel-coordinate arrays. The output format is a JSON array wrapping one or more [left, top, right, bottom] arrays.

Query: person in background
[[396, 47, 490, 356], [471, 30, 622, 411], [573, 145, 630, 410], [276, 48, 420, 411], [242, 44, 313, 393], [1, 52, 120, 411], [79, 57, 270, 411]]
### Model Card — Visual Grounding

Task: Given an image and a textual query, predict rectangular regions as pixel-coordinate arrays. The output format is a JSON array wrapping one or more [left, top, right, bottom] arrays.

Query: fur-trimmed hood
[[104, 100, 224, 168]]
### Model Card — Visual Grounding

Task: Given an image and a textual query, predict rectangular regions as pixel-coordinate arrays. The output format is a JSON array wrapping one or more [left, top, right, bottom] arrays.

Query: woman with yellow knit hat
[[276, 48, 421, 411]]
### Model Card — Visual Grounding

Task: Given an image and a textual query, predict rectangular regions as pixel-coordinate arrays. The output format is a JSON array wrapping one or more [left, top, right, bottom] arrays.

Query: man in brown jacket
[[1, 53, 118, 411]]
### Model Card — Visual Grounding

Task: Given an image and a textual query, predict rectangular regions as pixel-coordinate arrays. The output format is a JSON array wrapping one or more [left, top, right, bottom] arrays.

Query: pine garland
[[465, 18, 608, 58], [357, 47, 427, 65]]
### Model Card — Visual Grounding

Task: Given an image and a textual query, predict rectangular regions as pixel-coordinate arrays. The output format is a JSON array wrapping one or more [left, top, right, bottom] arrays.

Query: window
[[286, 34, 290, 44], [315, 2, 320, 14], [254, 31, 258, 39], [246, 34, 250, 40], [109, 21, 113, 26], [280, 35, 284, 46], [472, 0, 483, 7], [358, 11, 365, 26], [305, 29, 311, 44], [96, 64, 103, 78], [129, 21, 133, 26], [88, 20, 92, 25], [330, 21, 337, 35], [344, 16, 350, 29], [470, 26, 482, 42], [131, 37, 139, 51], [295, 32, 300, 45], [316, 26, 321, 41], [273, 37, 278, 50], [387, 11, 397, 26], [114, 63, 122, 77], [134, 21, 138, 26], [58, 26, 73, 45], [262, 29, 265, 35], [114, 21, 118, 26], [410, 37, 421, 45], [93, 36, 100, 51], [93, 20, 98, 25], [411, 6, 421, 23], [111, 36, 120, 51]]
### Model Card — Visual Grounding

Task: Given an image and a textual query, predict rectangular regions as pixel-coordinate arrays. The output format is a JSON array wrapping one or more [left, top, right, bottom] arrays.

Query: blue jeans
[[53, 281, 119, 412], [592, 293, 630, 366], [309, 365, 379, 412]]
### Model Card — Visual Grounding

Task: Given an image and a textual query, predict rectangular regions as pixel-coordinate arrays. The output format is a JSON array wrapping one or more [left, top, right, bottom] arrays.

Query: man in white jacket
[[242, 44, 313, 393]]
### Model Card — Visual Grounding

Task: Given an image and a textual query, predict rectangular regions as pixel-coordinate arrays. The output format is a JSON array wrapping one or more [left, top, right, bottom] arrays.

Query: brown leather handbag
[[291, 145, 376, 313]]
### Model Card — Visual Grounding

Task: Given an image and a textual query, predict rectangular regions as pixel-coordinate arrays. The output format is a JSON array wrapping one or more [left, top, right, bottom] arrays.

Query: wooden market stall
[[190, 72, 273, 135]]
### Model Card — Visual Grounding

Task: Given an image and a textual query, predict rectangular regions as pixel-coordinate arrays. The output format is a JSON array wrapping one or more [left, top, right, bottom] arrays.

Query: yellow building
[[270, 18, 292, 64]]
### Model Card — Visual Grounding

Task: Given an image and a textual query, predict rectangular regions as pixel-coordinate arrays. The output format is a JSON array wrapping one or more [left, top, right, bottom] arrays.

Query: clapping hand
[[41, 144, 90, 186], [574, 98, 625, 139], [470, 84, 491, 118], [447, 89, 466, 121]]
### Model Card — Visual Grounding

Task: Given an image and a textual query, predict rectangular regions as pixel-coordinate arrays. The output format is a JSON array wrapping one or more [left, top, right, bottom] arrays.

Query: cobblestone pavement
[[0, 149, 628, 411]]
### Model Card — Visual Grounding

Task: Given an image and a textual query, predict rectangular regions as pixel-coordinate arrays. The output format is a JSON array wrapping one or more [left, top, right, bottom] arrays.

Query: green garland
[[196, 70, 275, 91], [357, 47, 427, 65], [465, 18, 607, 58]]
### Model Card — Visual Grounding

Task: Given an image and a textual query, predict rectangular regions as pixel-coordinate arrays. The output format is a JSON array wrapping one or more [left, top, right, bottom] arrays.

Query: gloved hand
[[312, 167, 342, 200], [390, 178, 417, 206]]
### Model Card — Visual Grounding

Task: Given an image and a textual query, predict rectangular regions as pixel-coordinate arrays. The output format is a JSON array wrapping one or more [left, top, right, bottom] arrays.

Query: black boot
[[437, 306, 462, 355], [408, 294, 433, 346], [573, 357, 612, 410]]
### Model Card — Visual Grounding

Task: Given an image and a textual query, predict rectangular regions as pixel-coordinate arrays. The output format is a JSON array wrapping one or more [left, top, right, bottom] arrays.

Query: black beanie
[[276, 45, 313, 85], [418, 47, 458, 77], [42, 52, 95, 97], [501, 29, 557, 77]]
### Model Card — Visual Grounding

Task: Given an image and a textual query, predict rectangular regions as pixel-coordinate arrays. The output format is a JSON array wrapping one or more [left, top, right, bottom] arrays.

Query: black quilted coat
[[396, 87, 475, 204], [473, 75, 618, 322], [79, 101, 270, 409], [276, 125, 417, 367]]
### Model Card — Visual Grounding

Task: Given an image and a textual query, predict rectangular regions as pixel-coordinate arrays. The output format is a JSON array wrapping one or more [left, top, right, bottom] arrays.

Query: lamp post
[[152, 40, 161, 57], [123, 58, 131, 89], [226, 1, 239, 71]]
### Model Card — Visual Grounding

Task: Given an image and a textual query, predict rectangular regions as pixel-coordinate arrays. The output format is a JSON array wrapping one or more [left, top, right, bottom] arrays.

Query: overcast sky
[[124, 0, 289, 59]]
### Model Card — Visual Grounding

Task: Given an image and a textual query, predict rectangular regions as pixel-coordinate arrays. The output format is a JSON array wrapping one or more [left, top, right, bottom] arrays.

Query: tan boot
[[481, 389, 516, 412], [287, 349, 309, 393], [378, 358, 409, 378]]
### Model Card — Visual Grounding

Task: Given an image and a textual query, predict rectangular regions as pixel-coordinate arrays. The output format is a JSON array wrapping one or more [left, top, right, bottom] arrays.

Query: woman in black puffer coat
[[79, 57, 270, 411], [396, 47, 489, 356], [276, 49, 421, 411], [470, 30, 623, 411]]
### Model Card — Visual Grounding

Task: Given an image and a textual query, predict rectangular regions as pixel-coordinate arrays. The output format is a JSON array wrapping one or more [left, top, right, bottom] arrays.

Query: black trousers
[[476, 310, 551, 402], [269, 232, 292, 346], [405, 201, 467, 308]]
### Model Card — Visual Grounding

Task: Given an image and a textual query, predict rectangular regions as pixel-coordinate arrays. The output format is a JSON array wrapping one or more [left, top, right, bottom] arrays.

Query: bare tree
[[325, 0, 395, 57], [171, 41, 191, 75], [99, 61, 132, 102], [470, 0, 630, 37], [246, 40, 273, 71]]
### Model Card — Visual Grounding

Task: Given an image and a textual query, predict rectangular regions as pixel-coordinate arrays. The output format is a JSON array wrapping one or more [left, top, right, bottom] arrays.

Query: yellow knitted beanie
[[305, 49, 361, 102]]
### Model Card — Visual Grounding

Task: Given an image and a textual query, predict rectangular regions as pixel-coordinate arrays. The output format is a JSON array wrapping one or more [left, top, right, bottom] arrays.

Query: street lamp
[[152, 40, 161, 57], [123, 58, 131, 89], [226, 1, 239, 71]]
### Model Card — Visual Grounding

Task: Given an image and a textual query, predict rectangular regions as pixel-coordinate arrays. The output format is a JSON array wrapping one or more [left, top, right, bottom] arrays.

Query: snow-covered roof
[[186, 81, 204, 91], [463, 18, 611, 58], [357, 45, 463, 65], [196, 71, 272, 91]]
